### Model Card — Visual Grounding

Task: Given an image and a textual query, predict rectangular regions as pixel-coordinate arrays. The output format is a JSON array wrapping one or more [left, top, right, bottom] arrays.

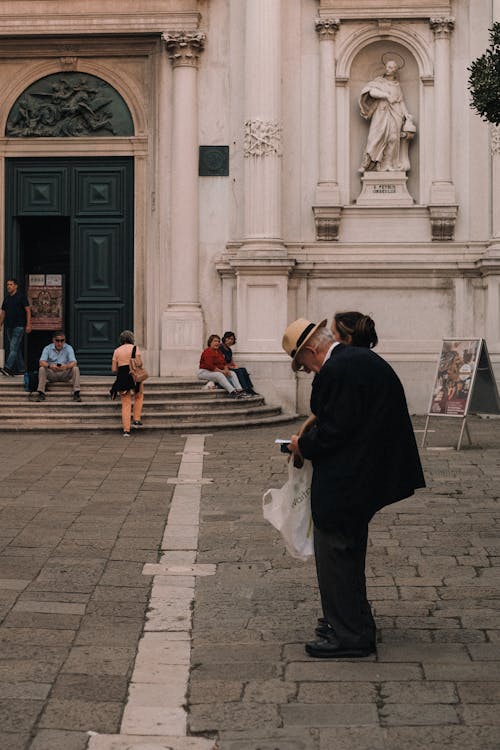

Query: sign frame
[[422, 338, 500, 450]]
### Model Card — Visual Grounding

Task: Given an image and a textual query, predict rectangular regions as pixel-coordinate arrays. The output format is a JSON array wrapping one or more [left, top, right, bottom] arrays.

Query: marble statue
[[359, 59, 416, 173]]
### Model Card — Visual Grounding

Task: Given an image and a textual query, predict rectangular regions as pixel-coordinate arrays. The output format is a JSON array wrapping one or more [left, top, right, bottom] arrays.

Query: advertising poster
[[428, 339, 481, 417], [27, 274, 63, 330]]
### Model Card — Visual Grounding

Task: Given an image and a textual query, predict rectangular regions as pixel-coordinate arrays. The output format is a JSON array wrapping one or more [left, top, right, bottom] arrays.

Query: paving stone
[[297, 681, 376, 704], [38, 697, 123, 732], [281, 702, 378, 726], [52, 674, 129, 702], [376, 643, 470, 662], [189, 702, 280, 732], [319, 727, 386, 750], [463, 704, 500, 724], [189, 679, 243, 703], [60, 646, 134, 676], [379, 702, 460, 725], [380, 680, 458, 704], [457, 681, 500, 703], [0, 697, 44, 731], [0, 733, 32, 750], [383, 725, 500, 750], [218, 729, 317, 750]]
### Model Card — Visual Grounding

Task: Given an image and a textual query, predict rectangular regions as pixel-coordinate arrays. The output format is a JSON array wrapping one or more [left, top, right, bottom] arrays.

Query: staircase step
[[0, 376, 296, 431]]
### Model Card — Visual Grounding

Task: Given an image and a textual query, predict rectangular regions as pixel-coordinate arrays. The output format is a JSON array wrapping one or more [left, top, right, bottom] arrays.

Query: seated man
[[35, 331, 81, 402]]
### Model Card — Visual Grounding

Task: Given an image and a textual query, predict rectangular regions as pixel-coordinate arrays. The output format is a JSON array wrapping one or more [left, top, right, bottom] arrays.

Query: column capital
[[492, 124, 500, 156], [429, 17, 455, 38], [162, 31, 206, 68], [315, 18, 340, 40]]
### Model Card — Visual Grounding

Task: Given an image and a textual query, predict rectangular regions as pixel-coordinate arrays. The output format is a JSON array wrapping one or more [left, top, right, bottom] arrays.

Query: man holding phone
[[35, 330, 81, 402]]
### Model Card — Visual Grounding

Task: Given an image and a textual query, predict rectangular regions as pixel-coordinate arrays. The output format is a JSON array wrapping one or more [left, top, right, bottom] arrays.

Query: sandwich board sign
[[421, 339, 500, 450]]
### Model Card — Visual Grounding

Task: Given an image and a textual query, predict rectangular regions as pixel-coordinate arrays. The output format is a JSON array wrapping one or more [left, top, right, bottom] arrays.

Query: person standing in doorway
[[0, 277, 32, 376]]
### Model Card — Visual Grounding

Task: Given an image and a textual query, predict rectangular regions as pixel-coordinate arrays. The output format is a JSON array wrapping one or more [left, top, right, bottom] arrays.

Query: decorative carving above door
[[6, 72, 134, 137]]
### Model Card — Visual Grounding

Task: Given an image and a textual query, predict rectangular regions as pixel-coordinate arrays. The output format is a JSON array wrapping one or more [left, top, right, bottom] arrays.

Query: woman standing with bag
[[111, 330, 145, 436]]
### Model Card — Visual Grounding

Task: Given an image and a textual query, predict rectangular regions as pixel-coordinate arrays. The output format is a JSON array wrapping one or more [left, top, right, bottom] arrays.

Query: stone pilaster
[[160, 31, 206, 375], [313, 17, 342, 241], [242, 0, 284, 252], [428, 17, 457, 240]]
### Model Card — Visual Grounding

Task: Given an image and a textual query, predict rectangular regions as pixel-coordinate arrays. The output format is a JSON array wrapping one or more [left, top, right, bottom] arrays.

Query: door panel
[[6, 157, 134, 374], [73, 222, 124, 301], [74, 167, 126, 216], [16, 167, 69, 215]]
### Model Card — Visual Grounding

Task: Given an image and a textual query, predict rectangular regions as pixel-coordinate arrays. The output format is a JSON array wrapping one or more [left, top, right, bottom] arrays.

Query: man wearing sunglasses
[[35, 331, 81, 402]]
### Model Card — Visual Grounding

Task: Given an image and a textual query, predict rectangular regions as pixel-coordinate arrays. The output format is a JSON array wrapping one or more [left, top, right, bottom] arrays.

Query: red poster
[[28, 279, 63, 331], [428, 339, 481, 417]]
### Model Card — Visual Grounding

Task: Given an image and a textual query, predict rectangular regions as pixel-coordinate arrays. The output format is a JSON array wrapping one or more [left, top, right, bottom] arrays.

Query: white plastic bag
[[262, 460, 314, 560]]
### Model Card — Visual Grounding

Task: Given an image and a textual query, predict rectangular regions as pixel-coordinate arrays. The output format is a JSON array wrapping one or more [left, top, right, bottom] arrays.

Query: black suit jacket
[[298, 344, 425, 530]]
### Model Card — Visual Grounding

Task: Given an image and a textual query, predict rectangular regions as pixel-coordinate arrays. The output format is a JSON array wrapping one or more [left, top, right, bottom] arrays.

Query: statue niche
[[6, 72, 134, 137], [353, 50, 418, 207]]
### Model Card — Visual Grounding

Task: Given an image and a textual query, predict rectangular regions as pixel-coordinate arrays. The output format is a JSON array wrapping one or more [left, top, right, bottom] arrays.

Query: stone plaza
[[0, 416, 499, 749]]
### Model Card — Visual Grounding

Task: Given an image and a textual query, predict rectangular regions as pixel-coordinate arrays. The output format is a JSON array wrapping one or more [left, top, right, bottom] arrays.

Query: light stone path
[[87, 434, 216, 750]]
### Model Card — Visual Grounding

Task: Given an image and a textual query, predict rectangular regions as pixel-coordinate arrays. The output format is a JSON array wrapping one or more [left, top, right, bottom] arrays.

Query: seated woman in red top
[[198, 334, 245, 397]]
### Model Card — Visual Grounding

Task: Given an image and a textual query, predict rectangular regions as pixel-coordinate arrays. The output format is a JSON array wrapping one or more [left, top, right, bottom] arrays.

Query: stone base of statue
[[356, 171, 414, 207]]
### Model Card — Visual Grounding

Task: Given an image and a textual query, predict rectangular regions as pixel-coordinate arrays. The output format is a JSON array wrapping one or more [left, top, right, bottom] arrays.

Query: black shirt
[[218, 343, 233, 364], [2, 291, 29, 327]]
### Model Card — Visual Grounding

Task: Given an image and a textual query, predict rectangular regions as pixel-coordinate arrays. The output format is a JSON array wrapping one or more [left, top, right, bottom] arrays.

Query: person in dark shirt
[[218, 331, 258, 395], [0, 278, 31, 376]]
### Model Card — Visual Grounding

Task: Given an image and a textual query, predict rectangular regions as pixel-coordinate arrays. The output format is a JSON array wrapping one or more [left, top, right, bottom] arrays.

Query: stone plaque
[[356, 171, 414, 206]]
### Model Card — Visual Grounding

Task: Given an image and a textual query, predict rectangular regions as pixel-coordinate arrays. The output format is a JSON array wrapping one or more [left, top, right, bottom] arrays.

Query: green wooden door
[[6, 157, 134, 373]]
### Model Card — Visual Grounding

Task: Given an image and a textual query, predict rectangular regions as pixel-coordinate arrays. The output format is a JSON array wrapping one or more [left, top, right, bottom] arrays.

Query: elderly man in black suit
[[282, 318, 425, 658]]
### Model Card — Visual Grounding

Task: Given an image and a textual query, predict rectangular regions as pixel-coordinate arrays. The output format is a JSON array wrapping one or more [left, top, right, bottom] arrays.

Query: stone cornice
[[317, 1, 451, 19], [0, 11, 201, 37]]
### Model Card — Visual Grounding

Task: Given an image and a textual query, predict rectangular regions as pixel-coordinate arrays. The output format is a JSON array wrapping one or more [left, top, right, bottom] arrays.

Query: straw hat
[[282, 318, 327, 372]]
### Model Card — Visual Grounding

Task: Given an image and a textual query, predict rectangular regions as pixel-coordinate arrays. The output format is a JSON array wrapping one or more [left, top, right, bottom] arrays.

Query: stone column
[[429, 17, 457, 239], [160, 30, 205, 375], [313, 17, 341, 241], [481, 2, 500, 352], [243, 0, 284, 250]]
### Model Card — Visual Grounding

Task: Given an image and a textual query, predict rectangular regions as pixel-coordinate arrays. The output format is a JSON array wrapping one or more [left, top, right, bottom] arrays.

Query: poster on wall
[[27, 274, 63, 331]]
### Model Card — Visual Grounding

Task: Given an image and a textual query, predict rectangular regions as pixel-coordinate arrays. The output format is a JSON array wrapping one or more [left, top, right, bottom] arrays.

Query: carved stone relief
[[314, 18, 340, 40], [244, 119, 282, 157], [6, 72, 134, 137], [429, 17, 455, 38], [162, 31, 206, 68]]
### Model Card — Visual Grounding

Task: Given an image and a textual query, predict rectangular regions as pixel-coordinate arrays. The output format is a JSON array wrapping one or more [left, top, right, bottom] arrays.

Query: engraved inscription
[[373, 184, 397, 194]]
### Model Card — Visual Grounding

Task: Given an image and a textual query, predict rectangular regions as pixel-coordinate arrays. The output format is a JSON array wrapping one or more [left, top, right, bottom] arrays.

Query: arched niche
[[348, 41, 420, 204], [5, 72, 135, 137]]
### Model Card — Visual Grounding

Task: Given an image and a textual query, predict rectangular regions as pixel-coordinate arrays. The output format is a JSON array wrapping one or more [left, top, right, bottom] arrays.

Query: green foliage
[[468, 22, 500, 125]]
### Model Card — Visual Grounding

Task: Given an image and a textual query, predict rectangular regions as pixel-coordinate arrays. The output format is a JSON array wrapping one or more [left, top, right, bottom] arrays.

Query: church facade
[[0, 0, 498, 413]]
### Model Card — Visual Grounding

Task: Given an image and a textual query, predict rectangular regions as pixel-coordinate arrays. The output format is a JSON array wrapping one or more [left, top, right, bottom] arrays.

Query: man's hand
[[25, 325, 32, 334], [289, 434, 302, 457]]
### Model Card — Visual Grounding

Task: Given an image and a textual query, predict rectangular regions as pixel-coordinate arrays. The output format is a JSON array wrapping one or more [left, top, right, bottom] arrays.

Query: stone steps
[[0, 375, 297, 431]]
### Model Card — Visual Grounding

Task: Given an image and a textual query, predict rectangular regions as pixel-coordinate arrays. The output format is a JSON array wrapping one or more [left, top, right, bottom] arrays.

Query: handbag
[[129, 345, 149, 384], [262, 460, 314, 560]]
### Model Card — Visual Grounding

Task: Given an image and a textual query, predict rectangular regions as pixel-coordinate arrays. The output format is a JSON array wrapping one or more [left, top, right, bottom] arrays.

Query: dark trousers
[[232, 367, 255, 393], [313, 523, 376, 648]]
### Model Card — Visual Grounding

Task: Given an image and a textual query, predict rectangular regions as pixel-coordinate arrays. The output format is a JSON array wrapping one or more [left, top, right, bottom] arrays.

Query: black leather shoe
[[305, 638, 376, 659], [315, 617, 333, 639]]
